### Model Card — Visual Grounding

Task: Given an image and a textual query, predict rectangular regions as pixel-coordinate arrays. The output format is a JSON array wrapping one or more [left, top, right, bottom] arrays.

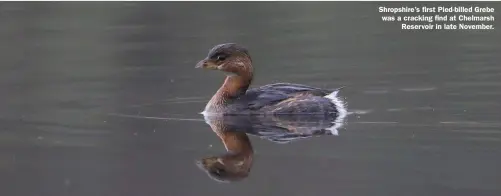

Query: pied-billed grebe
[[196, 43, 347, 116]]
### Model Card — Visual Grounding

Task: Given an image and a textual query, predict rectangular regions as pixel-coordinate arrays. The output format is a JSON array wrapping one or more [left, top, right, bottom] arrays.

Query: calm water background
[[1, 2, 500, 196]]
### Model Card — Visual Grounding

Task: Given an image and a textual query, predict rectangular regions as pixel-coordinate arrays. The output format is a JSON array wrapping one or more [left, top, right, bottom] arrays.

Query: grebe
[[196, 43, 347, 117]]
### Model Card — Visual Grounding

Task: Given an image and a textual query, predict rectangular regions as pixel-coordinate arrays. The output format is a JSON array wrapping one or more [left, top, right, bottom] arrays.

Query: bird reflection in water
[[196, 113, 346, 183]]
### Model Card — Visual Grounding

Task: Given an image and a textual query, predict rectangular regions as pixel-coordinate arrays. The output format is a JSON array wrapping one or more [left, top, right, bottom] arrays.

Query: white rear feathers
[[324, 90, 348, 135]]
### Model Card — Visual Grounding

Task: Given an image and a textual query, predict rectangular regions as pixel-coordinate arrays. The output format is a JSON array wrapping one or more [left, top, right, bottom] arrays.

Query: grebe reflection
[[196, 114, 346, 182]]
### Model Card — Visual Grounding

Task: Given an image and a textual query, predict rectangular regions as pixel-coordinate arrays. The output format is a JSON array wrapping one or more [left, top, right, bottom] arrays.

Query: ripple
[[440, 121, 501, 128], [399, 87, 437, 92], [107, 113, 205, 122], [362, 90, 389, 94]]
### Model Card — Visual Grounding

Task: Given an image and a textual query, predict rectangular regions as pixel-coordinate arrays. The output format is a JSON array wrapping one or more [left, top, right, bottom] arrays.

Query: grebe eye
[[217, 55, 226, 61]]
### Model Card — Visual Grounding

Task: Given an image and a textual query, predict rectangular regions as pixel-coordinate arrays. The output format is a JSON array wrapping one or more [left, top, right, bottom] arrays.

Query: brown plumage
[[195, 43, 347, 116]]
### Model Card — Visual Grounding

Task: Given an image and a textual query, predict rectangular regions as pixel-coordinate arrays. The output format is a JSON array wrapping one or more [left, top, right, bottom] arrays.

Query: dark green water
[[1, 2, 500, 196]]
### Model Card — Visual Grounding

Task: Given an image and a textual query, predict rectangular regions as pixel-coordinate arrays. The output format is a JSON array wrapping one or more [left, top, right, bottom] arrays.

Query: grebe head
[[195, 43, 253, 76]]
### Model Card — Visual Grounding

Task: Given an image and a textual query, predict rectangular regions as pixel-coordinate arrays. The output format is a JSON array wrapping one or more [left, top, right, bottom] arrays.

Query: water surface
[[0, 2, 500, 196]]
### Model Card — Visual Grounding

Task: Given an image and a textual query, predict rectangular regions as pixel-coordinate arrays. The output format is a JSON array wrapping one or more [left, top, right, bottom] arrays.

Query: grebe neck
[[219, 74, 252, 99], [205, 73, 253, 112]]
